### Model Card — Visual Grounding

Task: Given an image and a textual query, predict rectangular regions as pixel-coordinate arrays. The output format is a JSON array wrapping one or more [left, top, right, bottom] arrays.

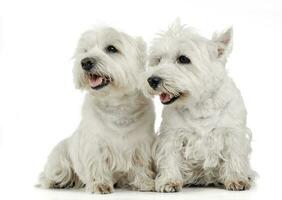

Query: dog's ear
[[212, 27, 233, 60], [135, 37, 147, 69]]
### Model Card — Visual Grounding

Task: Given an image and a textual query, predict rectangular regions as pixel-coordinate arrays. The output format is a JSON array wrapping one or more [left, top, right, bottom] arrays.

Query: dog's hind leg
[[39, 138, 83, 189]]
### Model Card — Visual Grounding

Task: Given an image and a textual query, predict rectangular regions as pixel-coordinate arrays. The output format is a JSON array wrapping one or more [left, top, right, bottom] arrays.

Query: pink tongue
[[89, 77, 103, 88], [160, 93, 172, 103]]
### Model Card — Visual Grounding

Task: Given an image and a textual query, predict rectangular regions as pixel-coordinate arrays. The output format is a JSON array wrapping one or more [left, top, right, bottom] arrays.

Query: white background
[[0, 0, 282, 199]]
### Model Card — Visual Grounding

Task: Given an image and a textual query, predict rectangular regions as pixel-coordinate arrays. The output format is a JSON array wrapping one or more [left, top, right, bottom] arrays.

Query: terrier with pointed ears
[[143, 20, 255, 192]]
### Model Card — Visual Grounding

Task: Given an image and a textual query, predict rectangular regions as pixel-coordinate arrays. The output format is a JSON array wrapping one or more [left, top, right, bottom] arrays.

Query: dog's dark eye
[[106, 45, 118, 53], [177, 55, 191, 64]]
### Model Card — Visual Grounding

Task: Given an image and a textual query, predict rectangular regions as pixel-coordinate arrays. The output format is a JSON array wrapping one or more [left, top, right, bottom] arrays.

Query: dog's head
[[144, 19, 233, 106], [73, 27, 146, 97]]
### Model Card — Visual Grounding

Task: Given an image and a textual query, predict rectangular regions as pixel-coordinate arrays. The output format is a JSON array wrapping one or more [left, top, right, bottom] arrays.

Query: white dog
[[143, 19, 254, 192], [39, 27, 156, 194]]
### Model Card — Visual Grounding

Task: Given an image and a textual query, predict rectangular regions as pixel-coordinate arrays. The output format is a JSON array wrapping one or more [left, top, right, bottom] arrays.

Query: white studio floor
[[34, 187, 258, 200], [0, 178, 280, 200]]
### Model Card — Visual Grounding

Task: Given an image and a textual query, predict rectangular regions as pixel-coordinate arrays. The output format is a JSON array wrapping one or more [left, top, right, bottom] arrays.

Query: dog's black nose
[[147, 76, 162, 89], [81, 57, 96, 71]]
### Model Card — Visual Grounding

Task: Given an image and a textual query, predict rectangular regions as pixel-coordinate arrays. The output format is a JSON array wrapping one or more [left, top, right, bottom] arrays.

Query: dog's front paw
[[155, 179, 182, 193], [86, 182, 114, 194], [224, 180, 251, 191]]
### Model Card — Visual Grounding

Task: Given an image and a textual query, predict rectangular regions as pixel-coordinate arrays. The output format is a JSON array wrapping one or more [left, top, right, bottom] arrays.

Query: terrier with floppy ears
[[39, 26, 156, 194], [143, 19, 255, 192]]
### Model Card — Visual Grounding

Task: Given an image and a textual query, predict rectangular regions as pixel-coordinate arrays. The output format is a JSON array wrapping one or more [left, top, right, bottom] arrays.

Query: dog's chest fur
[[160, 93, 232, 184], [73, 92, 154, 174], [96, 100, 146, 129]]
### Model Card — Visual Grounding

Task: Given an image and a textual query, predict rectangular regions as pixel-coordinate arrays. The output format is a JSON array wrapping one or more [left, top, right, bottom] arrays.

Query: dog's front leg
[[217, 127, 253, 191], [154, 135, 183, 192], [128, 160, 155, 192], [84, 156, 114, 194]]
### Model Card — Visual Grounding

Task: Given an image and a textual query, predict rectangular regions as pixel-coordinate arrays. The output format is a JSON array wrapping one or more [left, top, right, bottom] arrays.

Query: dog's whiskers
[[162, 83, 179, 97]]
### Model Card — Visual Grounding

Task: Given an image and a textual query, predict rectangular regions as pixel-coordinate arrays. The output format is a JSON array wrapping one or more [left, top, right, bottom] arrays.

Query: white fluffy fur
[[39, 27, 156, 194], [143, 19, 255, 192]]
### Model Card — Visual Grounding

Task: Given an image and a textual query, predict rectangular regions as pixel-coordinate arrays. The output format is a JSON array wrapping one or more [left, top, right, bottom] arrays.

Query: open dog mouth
[[159, 92, 181, 105], [88, 73, 112, 90]]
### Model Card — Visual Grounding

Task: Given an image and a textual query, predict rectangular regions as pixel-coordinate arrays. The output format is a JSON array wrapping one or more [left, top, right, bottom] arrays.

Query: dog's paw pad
[[156, 181, 182, 193], [87, 182, 114, 194], [224, 180, 251, 191]]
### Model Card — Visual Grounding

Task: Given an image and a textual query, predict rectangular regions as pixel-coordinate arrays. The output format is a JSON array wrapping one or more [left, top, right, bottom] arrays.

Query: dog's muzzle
[[81, 57, 112, 90], [147, 75, 181, 105]]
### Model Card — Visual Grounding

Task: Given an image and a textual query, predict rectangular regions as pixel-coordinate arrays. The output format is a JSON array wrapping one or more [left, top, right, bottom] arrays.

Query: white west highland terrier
[[143, 19, 254, 192], [39, 27, 156, 194]]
